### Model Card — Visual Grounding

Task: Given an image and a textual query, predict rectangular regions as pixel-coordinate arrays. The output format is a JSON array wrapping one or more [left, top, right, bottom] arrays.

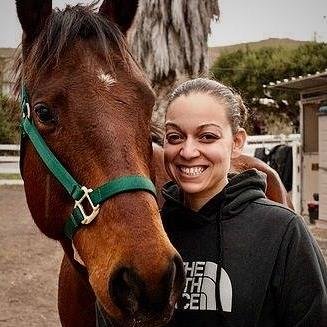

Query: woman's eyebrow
[[197, 123, 222, 131], [165, 122, 182, 131]]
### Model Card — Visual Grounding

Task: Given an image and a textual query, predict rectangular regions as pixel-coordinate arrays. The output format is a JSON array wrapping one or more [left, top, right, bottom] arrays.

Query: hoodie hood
[[162, 168, 267, 220]]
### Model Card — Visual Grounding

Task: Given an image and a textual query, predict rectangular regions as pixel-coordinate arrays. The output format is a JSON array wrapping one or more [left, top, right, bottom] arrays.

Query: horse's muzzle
[[108, 254, 185, 324]]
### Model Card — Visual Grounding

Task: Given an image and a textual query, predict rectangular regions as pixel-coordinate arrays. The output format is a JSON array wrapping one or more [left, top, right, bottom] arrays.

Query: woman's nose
[[179, 139, 200, 159]]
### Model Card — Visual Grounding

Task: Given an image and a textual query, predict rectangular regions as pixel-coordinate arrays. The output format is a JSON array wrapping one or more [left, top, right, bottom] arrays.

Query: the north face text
[[176, 261, 233, 312], [177, 261, 217, 311]]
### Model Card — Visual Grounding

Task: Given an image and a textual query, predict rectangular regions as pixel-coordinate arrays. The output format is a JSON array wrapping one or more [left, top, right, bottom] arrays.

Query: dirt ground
[[0, 185, 62, 327], [1, 185, 327, 327]]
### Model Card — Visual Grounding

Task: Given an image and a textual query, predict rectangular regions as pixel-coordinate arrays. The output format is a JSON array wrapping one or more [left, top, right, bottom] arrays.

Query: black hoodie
[[161, 169, 327, 327]]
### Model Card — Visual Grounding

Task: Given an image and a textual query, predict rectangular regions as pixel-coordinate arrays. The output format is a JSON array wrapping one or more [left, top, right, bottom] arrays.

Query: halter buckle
[[75, 186, 100, 225], [22, 102, 31, 119]]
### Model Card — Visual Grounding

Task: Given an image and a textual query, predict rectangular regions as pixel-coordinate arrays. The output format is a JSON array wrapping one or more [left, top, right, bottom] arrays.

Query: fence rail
[[0, 144, 22, 185], [0, 144, 20, 151]]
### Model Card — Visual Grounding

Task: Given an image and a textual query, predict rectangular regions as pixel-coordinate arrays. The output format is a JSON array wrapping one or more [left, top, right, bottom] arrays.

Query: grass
[[0, 173, 21, 180]]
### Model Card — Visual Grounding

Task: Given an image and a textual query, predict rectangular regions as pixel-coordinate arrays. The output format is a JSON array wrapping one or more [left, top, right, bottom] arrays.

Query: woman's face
[[164, 93, 245, 205]]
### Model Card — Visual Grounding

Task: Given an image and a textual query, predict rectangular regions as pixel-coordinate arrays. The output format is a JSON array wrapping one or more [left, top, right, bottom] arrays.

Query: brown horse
[[15, 1, 185, 326], [15, 1, 292, 326]]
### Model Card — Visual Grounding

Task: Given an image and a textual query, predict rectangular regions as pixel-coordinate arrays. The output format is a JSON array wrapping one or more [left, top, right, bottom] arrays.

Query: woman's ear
[[232, 128, 247, 158]]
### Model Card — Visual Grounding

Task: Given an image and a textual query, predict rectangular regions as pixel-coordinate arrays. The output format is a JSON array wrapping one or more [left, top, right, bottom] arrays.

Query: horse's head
[[15, 0, 184, 325]]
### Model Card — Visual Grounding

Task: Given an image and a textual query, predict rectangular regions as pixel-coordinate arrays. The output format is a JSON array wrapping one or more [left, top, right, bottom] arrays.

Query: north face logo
[[177, 261, 232, 312]]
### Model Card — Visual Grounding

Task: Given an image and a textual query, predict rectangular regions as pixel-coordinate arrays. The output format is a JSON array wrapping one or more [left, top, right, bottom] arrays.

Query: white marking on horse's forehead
[[97, 69, 116, 87]]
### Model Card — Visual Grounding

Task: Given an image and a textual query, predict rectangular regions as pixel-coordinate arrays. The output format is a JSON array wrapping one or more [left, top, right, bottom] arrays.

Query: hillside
[[208, 38, 309, 66], [0, 39, 313, 78], [0, 48, 15, 59]]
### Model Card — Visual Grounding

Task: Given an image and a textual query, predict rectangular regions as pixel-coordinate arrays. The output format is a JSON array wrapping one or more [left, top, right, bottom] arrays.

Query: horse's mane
[[13, 2, 130, 96]]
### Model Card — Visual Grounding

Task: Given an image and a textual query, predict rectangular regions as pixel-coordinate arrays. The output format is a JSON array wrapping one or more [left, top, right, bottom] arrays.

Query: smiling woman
[[164, 79, 246, 211], [161, 78, 327, 327]]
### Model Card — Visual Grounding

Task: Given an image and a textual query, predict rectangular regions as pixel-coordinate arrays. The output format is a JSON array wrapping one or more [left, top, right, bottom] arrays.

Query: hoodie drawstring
[[215, 201, 224, 314]]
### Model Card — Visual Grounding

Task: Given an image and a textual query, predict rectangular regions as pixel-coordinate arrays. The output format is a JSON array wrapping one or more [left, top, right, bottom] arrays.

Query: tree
[[210, 42, 327, 134], [128, 0, 219, 126]]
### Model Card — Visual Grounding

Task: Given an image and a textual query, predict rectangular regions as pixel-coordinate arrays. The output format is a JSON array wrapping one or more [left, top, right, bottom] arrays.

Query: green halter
[[20, 86, 157, 239]]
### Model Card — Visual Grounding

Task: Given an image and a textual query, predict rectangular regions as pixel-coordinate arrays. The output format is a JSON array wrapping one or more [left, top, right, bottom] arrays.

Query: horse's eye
[[34, 104, 55, 124]]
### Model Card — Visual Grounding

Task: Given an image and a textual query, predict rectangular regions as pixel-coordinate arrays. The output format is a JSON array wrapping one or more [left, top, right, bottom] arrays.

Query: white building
[[268, 70, 327, 224]]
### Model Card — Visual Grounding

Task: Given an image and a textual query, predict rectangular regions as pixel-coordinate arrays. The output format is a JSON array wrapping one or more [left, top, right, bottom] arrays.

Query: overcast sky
[[1, 0, 326, 48]]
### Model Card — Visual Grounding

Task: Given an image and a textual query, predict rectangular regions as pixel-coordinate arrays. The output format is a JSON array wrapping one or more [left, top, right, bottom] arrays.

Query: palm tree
[[128, 0, 219, 127]]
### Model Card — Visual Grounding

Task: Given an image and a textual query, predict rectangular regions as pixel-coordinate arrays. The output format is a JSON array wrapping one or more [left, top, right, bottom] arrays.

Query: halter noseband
[[20, 86, 157, 239]]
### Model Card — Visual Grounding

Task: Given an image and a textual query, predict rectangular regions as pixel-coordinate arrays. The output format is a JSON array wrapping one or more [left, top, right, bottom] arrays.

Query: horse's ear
[[99, 0, 138, 35], [16, 0, 52, 43]]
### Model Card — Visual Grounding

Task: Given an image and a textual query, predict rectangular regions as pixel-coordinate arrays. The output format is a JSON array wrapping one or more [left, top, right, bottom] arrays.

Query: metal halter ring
[[74, 186, 100, 225]]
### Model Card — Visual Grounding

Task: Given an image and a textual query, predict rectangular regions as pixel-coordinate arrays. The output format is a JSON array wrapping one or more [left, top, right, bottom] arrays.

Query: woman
[[161, 78, 327, 326]]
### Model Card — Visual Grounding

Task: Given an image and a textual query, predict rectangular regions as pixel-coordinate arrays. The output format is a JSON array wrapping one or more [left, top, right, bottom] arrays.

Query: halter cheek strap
[[20, 86, 157, 239]]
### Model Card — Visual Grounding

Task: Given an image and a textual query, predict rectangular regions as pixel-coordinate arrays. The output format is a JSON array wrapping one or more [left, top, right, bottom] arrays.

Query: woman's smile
[[178, 165, 208, 177]]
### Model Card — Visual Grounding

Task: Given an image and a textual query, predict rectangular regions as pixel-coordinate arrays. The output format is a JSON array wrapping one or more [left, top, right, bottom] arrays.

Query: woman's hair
[[167, 78, 248, 134]]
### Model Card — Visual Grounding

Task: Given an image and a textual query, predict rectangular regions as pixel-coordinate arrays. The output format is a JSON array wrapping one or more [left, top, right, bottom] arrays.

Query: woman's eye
[[199, 133, 219, 143], [166, 133, 183, 144], [34, 104, 55, 124]]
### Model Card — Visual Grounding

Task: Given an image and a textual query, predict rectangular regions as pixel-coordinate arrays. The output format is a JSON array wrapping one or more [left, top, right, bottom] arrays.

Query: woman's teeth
[[179, 166, 205, 176]]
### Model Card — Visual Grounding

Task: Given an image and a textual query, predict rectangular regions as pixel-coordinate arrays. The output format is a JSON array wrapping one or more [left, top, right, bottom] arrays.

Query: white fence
[[244, 134, 301, 213], [0, 144, 22, 185], [0, 137, 302, 212]]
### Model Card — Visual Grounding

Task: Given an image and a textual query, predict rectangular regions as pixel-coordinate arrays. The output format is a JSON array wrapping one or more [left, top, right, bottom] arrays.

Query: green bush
[[210, 42, 327, 134], [0, 94, 20, 144]]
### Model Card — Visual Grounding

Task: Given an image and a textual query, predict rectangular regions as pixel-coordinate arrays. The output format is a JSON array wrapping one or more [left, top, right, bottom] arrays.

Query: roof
[[264, 69, 327, 92]]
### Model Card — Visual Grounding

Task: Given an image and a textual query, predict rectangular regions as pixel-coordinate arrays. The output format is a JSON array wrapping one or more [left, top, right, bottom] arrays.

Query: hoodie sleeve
[[273, 215, 327, 326]]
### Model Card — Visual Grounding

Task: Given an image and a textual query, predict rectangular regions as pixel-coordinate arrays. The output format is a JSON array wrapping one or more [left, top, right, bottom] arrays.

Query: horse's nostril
[[109, 257, 185, 318], [109, 267, 144, 315]]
